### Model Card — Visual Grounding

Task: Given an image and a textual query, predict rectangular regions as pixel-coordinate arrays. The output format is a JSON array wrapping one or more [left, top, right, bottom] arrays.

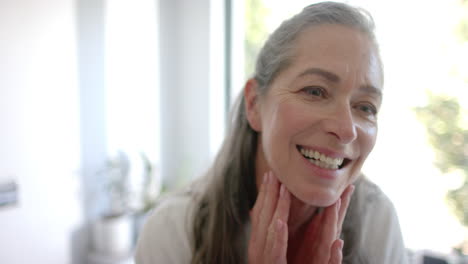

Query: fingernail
[[280, 184, 285, 197], [339, 239, 344, 250], [263, 172, 268, 184], [276, 219, 283, 231]]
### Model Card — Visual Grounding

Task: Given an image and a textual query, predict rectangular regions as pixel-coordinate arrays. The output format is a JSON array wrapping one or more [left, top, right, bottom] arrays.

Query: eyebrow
[[360, 85, 383, 99], [298, 68, 340, 82], [297, 67, 382, 99]]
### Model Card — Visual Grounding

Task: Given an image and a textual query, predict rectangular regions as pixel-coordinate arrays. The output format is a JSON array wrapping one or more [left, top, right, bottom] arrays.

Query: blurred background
[[1, 0, 467, 263]]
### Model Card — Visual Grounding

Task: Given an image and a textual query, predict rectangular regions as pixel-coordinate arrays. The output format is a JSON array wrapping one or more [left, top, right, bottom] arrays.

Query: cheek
[[260, 105, 288, 159], [263, 101, 309, 141], [361, 124, 378, 155], [260, 102, 306, 169], [344, 125, 378, 188]]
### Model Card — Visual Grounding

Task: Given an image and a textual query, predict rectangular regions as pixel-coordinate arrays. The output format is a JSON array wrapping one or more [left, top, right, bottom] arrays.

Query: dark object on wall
[[0, 180, 18, 208]]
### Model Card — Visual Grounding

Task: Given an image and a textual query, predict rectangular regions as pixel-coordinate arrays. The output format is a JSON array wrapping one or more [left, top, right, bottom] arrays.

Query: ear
[[244, 78, 262, 132]]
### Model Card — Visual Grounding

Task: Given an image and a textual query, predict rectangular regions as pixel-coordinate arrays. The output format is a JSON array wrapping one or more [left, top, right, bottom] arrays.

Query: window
[[104, 0, 160, 165]]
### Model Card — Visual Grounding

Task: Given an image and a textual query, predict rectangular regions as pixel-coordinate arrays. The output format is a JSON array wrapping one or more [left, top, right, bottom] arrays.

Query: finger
[[249, 171, 271, 256], [270, 219, 288, 264], [337, 185, 354, 226], [316, 199, 340, 261], [251, 171, 270, 227], [271, 184, 291, 229], [256, 172, 280, 250], [329, 239, 344, 264], [265, 184, 291, 259], [337, 185, 355, 237], [248, 172, 276, 262]]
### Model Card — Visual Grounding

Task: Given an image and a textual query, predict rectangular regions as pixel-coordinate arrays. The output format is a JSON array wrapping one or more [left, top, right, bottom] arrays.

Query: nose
[[323, 104, 357, 144]]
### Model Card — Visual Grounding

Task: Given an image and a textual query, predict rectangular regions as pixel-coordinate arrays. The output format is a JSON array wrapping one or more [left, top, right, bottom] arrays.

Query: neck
[[288, 195, 317, 237], [286, 197, 318, 264]]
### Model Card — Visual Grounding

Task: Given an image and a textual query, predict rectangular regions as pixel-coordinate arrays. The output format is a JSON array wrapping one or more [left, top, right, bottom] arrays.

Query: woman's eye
[[302, 86, 327, 98], [356, 103, 378, 116]]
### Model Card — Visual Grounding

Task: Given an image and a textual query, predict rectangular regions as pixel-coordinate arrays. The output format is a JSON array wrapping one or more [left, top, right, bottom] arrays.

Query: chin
[[293, 184, 341, 207]]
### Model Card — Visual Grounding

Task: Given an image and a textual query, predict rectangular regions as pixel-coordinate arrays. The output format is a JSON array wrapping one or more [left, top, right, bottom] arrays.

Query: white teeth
[[308, 158, 339, 170], [299, 146, 345, 169], [314, 151, 320, 160], [319, 154, 326, 162]]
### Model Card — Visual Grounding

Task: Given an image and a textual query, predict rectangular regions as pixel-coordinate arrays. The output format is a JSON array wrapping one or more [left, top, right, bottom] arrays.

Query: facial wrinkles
[[358, 41, 383, 90], [336, 32, 376, 90], [260, 88, 297, 165], [368, 48, 384, 89], [343, 53, 370, 92]]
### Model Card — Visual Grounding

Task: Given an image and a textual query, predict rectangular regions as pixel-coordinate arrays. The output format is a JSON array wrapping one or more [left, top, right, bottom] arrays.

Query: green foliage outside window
[[245, 0, 269, 78], [415, 95, 468, 226], [416, 0, 468, 228]]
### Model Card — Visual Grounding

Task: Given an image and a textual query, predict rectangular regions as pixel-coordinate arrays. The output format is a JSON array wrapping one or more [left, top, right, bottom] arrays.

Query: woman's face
[[247, 24, 383, 207]]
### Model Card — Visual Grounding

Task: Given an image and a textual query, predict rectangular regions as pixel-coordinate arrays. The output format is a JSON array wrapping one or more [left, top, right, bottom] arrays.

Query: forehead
[[286, 24, 383, 89]]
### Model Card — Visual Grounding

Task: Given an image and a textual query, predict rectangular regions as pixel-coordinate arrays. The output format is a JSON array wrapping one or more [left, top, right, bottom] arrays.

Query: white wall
[[0, 0, 82, 263]]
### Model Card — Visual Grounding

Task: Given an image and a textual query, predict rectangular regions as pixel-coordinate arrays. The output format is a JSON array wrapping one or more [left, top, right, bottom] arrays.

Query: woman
[[136, 2, 408, 263]]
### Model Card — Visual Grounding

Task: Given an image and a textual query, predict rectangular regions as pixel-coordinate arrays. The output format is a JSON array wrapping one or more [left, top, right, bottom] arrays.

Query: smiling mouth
[[297, 145, 351, 170]]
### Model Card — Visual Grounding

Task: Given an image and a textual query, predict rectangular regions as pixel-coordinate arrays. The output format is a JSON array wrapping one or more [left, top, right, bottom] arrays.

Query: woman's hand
[[248, 171, 355, 264], [248, 171, 291, 264]]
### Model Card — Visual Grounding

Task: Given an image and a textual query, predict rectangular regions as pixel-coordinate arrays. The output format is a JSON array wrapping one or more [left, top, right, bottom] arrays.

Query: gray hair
[[255, 1, 378, 91], [191, 2, 379, 263]]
